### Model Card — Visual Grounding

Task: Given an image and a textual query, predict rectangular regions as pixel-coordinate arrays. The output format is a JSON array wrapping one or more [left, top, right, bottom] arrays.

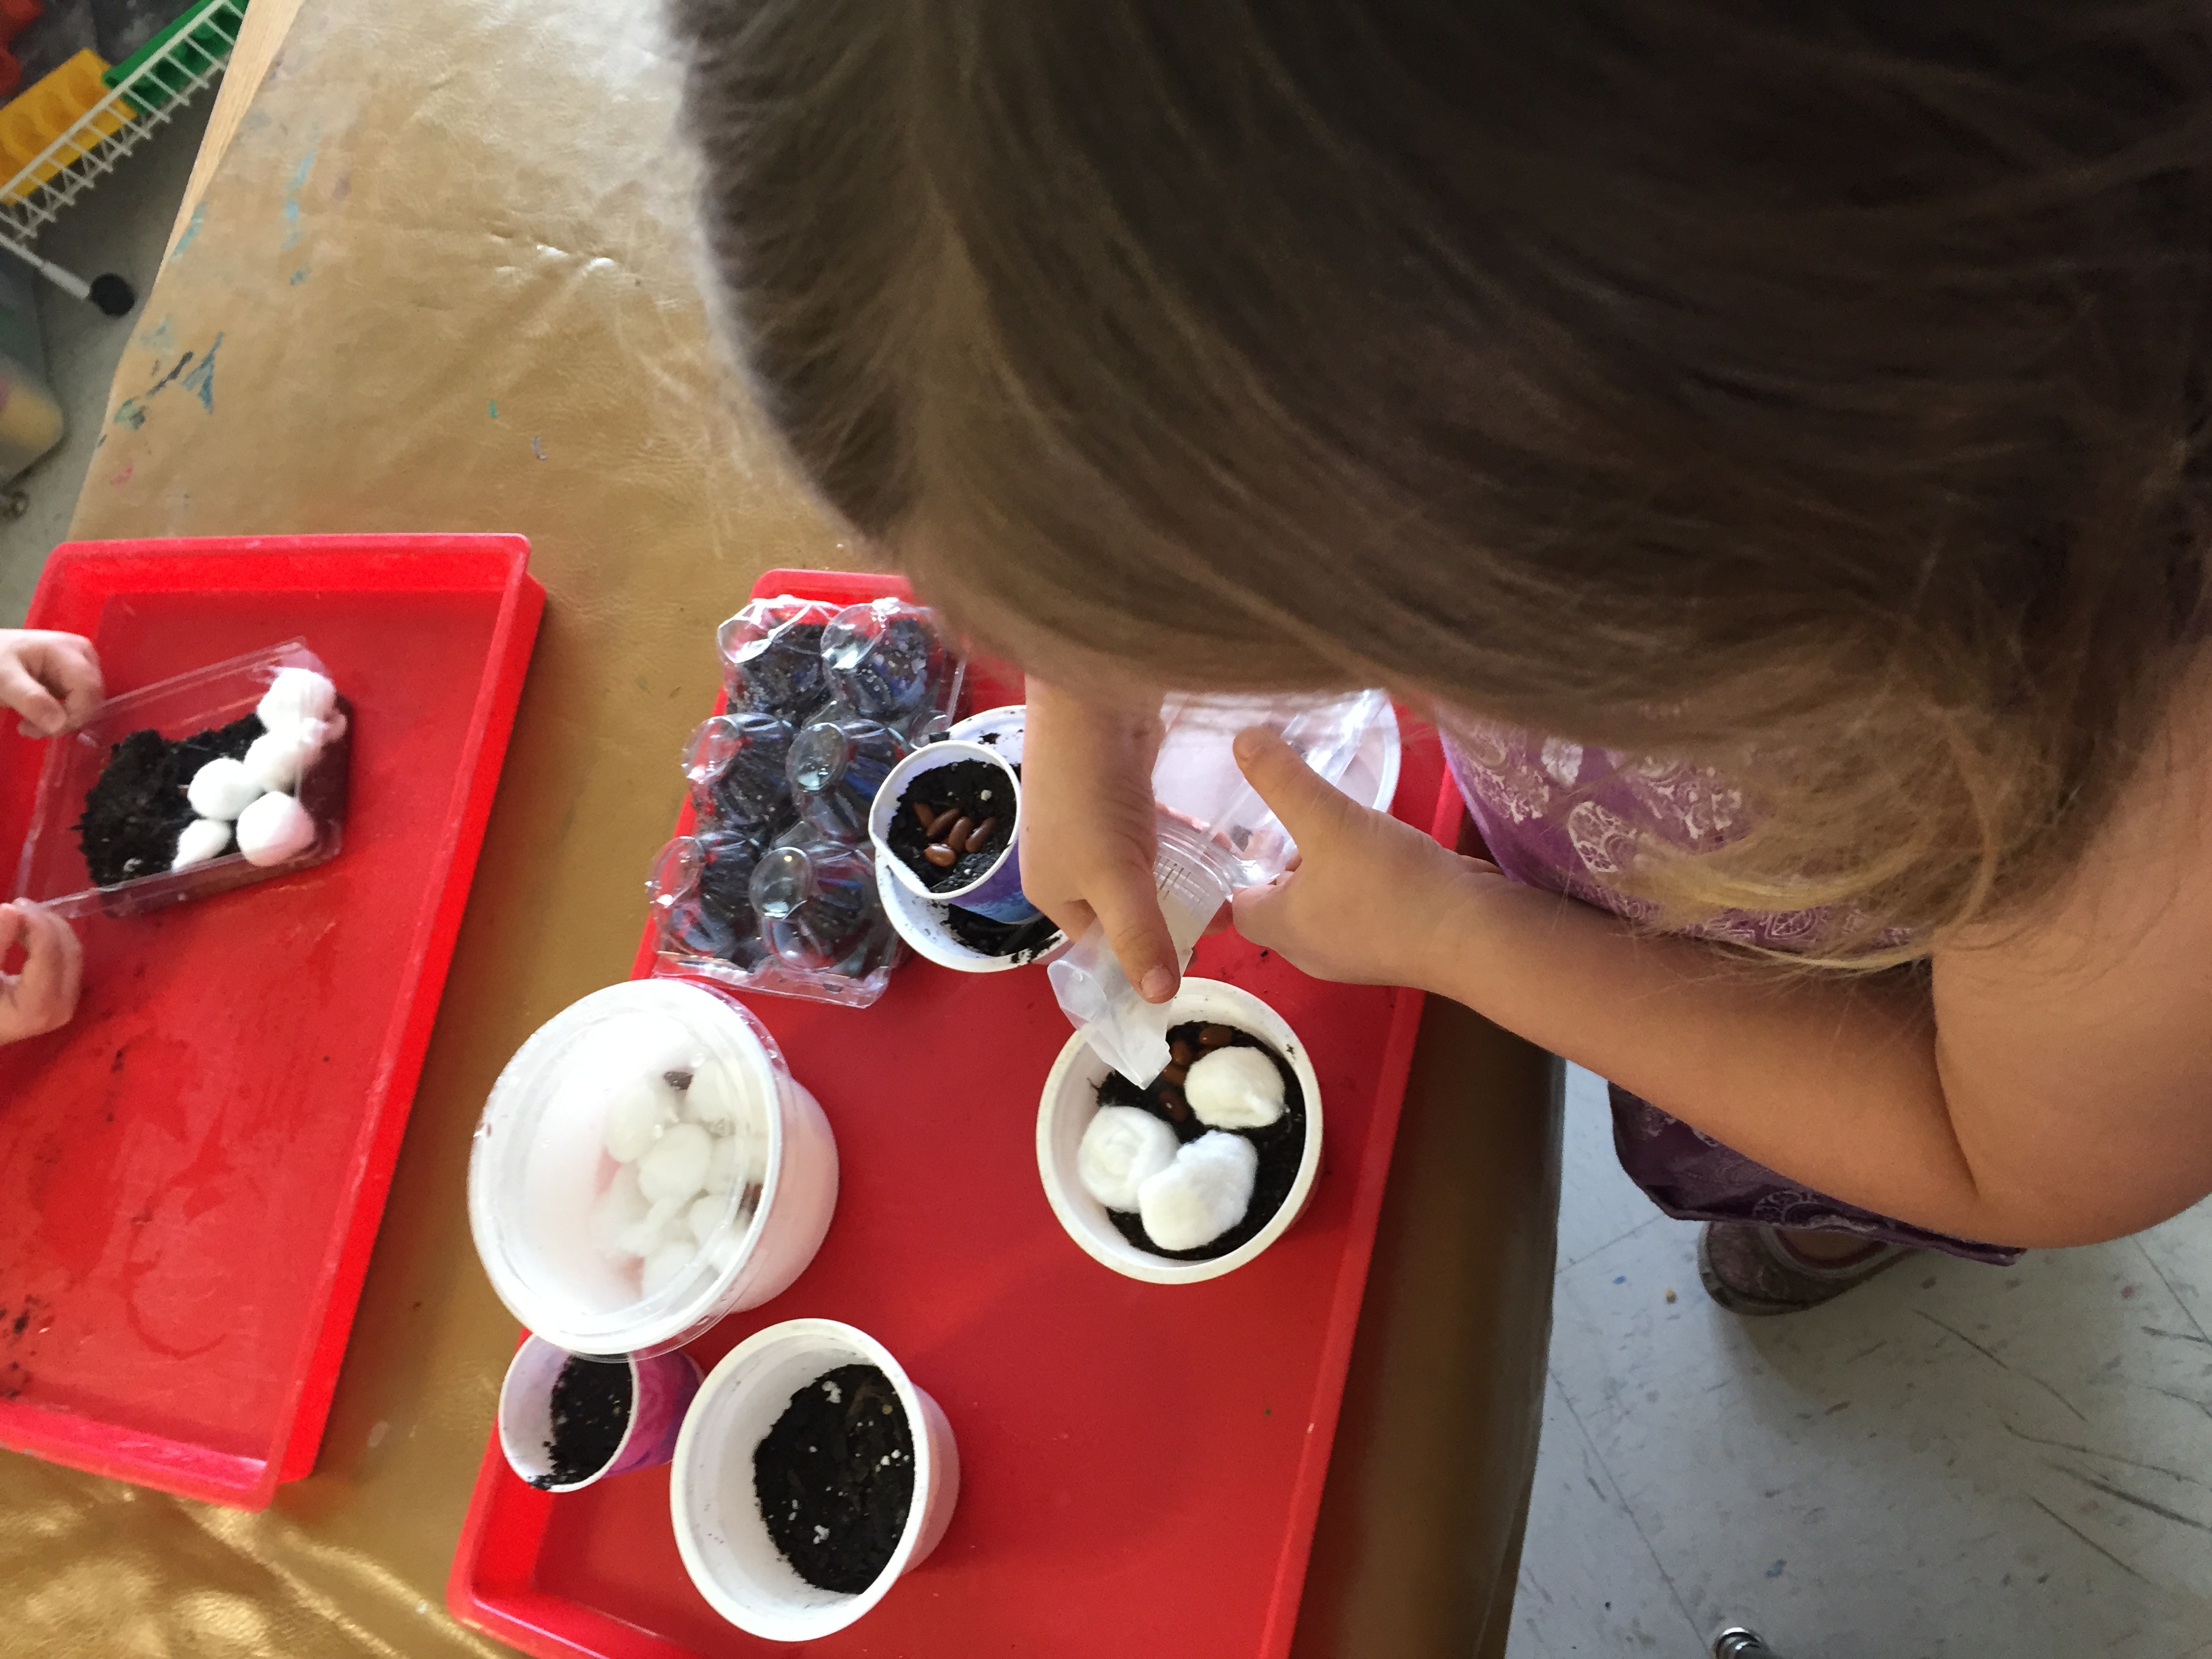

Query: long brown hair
[[671, 1, 2212, 960]]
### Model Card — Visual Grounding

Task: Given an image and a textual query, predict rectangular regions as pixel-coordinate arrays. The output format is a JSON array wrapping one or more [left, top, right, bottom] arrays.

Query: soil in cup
[[886, 759, 1014, 892], [942, 903, 1061, 962], [533, 1354, 633, 1489], [1098, 1021, 1307, 1262], [76, 714, 265, 886], [754, 1363, 916, 1593]]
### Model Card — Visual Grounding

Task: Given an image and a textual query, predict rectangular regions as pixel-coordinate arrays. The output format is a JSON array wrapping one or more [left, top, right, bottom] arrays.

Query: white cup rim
[[1035, 978, 1323, 1284]]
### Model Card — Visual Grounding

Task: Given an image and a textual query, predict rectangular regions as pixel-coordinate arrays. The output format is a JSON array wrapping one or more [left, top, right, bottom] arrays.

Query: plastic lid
[[468, 980, 783, 1355]]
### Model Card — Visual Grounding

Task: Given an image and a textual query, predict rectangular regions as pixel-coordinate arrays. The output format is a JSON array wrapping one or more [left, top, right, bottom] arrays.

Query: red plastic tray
[[449, 569, 1459, 1659], [0, 535, 544, 1509]]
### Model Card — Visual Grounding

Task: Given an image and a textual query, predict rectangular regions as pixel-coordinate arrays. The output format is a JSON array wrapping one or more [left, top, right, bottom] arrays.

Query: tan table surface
[[3, 2, 1560, 1653]]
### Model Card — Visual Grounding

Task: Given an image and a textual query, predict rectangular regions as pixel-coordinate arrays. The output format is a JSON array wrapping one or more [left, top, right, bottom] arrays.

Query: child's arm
[[0, 630, 102, 737], [0, 903, 83, 1044], [1227, 717, 2212, 1251]]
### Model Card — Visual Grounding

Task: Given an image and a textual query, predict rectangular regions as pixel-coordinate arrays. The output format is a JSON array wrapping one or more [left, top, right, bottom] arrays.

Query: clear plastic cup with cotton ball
[[468, 978, 840, 1357], [671, 1318, 961, 1641], [1036, 977, 1322, 1285]]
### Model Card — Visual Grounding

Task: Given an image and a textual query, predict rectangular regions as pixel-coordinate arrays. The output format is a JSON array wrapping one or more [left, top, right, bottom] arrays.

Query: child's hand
[[0, 630, 102, 737], [0, 902, 83, 1044], [1229, 726, 1500, 991]]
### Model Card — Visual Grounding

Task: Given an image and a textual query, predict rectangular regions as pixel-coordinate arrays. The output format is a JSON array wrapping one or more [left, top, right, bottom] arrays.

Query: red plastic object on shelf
[[448, 569, 1462, 1659], [0, 534, 543, 1509]]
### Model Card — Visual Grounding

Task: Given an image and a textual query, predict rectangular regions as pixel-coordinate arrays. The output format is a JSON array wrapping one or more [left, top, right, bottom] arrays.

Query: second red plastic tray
[[449, 569, 1457, 1658]]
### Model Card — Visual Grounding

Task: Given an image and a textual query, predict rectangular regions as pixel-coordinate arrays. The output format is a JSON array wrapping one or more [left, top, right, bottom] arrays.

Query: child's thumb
[[1233, 726, 1361, 842]]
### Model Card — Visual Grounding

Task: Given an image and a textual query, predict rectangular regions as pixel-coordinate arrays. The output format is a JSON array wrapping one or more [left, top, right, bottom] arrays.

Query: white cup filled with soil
[[872, 705, 1067, 972], [869, 738, 1034, 924], [497, 1334, 703, 1491], [469, 979, 840, 1357], [1036, 978, 1322, 1285], [671, 1318, 961, 1641]]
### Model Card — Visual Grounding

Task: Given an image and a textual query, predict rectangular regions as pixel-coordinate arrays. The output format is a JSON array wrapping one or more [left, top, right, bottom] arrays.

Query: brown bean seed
[[925, 807, 960, 840], [1196, 1023, 1236, 1048], [969, 816, 998, 848], [1161, 1063, 1189, 1086], [946, 815, 977, 853], [910, 801, 937, 830], [1158, 1086, 1190, 1122], [923, 843, 956, 867], [1169, 1039, 1195, 1067]]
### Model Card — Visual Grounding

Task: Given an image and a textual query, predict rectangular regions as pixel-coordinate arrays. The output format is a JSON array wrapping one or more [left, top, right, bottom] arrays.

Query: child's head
[[672, 1, 2212, 952]]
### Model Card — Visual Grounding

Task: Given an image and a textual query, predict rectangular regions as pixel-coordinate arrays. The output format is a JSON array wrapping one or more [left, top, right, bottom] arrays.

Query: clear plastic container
[[468, 979, 840, 1357], [819, 597, 964, 741], [787, 711, 908, 841], [684, 712, 796, 832], [12, 638, 351, 921], [718, 597, 840, 718]]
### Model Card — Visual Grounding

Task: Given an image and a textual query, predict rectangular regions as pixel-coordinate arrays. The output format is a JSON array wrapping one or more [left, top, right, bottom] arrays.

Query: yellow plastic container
[[0, 50, 131, 203]]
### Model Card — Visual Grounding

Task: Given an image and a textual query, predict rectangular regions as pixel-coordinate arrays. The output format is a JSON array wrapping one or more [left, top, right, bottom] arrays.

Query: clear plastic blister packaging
[[653, 595, 964, 1006], [12, 638, 353, 920]]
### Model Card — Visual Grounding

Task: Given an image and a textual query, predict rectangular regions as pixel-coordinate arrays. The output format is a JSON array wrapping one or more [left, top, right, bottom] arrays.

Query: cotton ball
[[186, 756, 264, 821], [615, 1195, 685, 1260], [169, 817, 233, 871], [682, 1058, 745, 1133], [701, 1134, 741, 1198], [602, 1073, 678, 1163], [687, 1191, 728, 1245], [630, 1017, 706, 1086], [234, 791, 318, 867], [258, 666, 337, 731], [243, 720, 338, 794], [641, 1237, 699, 1298], [1076, 1105, 1181, 1212], [1138, 1131, 1258, 1252], [1185, 1045, 1288, 1130], [590, 1166, 651, 1257], [637, 1120, 713, 1204]]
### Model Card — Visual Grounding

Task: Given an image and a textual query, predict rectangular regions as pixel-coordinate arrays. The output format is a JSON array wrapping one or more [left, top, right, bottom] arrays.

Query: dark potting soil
[[535, 1354, 633, 1489], [754, 1363, 915, 1594], [943, 903, 1062, 962], [1100, 1021, 1307, 1262], [885, 758, 1014, 893], [75, 713, 264, 887]]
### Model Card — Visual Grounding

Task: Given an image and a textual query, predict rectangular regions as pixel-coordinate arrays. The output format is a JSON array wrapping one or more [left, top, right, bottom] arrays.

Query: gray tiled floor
[[0, 93, 211, 622], [1509, 1066, 2212, 1659]]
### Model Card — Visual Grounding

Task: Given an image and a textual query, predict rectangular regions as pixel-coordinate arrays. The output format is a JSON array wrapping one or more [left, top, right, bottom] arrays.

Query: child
[[672, 5, 2212, 1310], [1, 628, 100, 1044]]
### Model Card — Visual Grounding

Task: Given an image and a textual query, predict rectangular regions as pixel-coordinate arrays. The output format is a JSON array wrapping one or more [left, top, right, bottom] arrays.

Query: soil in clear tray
[[754, 1363, 915, 1593], [535, 1355, 632, 1489], [75, 713, 264, 886]]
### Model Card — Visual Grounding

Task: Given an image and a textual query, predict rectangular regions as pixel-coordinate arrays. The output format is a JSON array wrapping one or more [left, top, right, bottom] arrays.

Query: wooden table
[[0, 2, 1561, 1652]]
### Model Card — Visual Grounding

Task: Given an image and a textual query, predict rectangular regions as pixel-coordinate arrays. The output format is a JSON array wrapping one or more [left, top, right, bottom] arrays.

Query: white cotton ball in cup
[[637, 1120, 714, 1205], [603, 1073, 678, 1163], [641, 1237, 699, 1298], [169, 817, 234, 871], [234, 791, 318, 867], [1138, 1130, 1259, 1252], [1185, 1044, 1288, 1130], [185, 756, 264, 821], [615, 1195, 686, 1260], [682, 1059, 744, 1133], [243, 721, 337, 794], [590, 1165, 651, 1257], [257, 667, 337, 732], [1076, 1105, 1181, 1212], [687, 1192, 727, 1245]]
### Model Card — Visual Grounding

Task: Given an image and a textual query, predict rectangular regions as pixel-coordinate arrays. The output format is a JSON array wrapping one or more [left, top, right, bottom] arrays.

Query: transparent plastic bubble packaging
[[651, 596, 964, 1006]]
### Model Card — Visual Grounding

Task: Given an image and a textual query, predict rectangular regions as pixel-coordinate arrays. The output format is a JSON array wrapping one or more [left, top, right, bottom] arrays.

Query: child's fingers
[[1233, 726, 1366, 847], [14, 905, 82, 1031], [0, 658, 67, 737]]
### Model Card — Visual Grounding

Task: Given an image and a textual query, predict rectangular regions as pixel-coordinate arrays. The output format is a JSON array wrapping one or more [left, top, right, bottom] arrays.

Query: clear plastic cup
[[497, 1334, 703, 1491], [469, 979, 840, 1357], [671, 1319, 960, 1641], [1036, 978, 1323, 1285]]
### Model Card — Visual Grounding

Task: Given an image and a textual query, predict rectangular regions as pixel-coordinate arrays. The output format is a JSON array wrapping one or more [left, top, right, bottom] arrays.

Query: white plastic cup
[[1036, 977, 1324, 1285], [469, 979, 841, 1357], [497, 1334, 703, 1491], [670, 1319, 961, 1642], [868, 739, 1034, 923]]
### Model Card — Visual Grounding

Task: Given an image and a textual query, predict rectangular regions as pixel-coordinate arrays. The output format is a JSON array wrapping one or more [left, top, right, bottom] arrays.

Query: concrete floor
[[0, 93, 211, 622], [1509, 1066, 2212, 1659]]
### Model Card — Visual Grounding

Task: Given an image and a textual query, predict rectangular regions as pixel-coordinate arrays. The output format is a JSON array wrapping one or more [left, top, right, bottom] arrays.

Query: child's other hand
[[1229, 726, 1499, 991], [0, 630, 102, 737], [0, 902, 83, 1044]]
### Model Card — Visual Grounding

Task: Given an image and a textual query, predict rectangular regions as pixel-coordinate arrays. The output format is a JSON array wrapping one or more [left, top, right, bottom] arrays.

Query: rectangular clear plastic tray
[[12, 637, 350, 920]]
